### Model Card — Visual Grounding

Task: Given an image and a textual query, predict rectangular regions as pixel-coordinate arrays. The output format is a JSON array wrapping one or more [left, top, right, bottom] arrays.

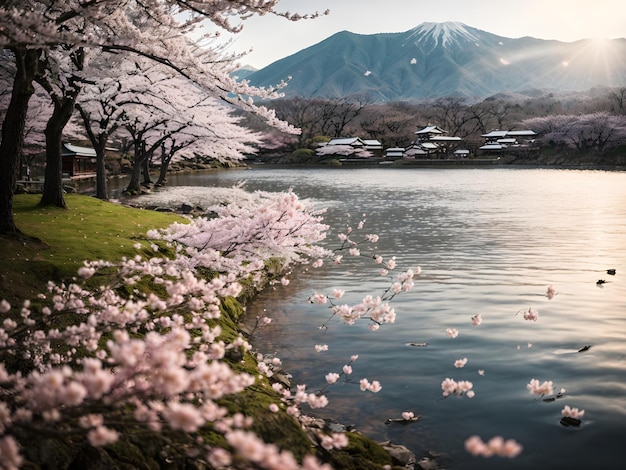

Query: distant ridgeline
[[242, 22, 626, 102]]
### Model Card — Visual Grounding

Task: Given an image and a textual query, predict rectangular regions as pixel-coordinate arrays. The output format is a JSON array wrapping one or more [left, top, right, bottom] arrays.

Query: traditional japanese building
[[479, 130, 538, 154], [62, 143, 97, 177]]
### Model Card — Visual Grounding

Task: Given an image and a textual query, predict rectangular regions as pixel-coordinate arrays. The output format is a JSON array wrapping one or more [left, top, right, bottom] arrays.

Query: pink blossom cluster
[[318, 355, 381, 394], [522, 307, 539, 321], [359, 378, 382, 393], [441, 378, 475, 398], [561, 405, 585, 419], [445, 328, 459, 338], [454, 358, 468, 368], [526, 378, 555, 396], [149, 188, 332, 282], [317, 267, 418, 330], [464, 435, 523, 458], [0, 188, 343, 469]]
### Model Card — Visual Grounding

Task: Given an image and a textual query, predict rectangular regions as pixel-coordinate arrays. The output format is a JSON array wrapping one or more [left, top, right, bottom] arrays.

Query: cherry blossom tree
[[73, 52, 134, 200], [0, 0, 324, 234], [151, 100, 263, 187], [0, 187, 350, 468], [316, 144, 373, 159], [520, 112, 626, 153]]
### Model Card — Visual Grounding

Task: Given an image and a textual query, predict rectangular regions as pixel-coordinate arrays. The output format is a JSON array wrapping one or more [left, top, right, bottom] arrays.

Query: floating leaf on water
[[405, 342, 428, 347], [578, 345, 592, 352], [384, 416, 421, 425], [560, 416, 582, 427]]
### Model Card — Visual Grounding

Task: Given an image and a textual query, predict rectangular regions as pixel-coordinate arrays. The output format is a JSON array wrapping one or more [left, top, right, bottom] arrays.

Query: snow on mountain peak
[[408, 22, 479, 47]]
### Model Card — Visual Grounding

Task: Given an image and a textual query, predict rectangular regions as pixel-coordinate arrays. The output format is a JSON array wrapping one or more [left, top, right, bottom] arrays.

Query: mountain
[[246, 22, 626, 102], [232, 65, 258, 81]]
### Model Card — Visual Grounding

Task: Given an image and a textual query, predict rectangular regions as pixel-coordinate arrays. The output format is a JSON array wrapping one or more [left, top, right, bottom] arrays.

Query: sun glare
[[557, 37, 624, 84]]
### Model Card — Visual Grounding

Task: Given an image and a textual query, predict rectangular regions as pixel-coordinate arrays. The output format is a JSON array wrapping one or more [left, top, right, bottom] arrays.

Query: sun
[[562, 37, 625, 84]]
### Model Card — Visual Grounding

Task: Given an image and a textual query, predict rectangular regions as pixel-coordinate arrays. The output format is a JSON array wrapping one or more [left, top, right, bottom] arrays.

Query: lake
[[115, 166, 626, 469]]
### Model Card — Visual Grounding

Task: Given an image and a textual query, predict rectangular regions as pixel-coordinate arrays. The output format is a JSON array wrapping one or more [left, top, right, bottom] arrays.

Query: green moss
[[218, 385, 315, 461], [326, 432, 393, 469]]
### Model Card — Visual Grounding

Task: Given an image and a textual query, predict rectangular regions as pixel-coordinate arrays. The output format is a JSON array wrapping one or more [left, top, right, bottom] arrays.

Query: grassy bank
[[0, 194, 187, 305], [0, 194, 401, 469]]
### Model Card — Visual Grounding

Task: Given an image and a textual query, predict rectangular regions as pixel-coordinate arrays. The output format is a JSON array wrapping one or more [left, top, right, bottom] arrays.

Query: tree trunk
[[39, 97, 76, 208], [0, 49, 41, 234], [155, 160, 168, 186], [92, 132, 108, 200], [39, 48, 84, 208], [76, 104, 109, 201], [141, 157, 152, 185], [95, 147, 108, 200], [125, 147, 145, 195]]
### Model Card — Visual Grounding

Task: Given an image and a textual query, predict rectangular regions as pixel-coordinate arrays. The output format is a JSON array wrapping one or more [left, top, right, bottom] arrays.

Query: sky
[[213, 0, 626, 69]]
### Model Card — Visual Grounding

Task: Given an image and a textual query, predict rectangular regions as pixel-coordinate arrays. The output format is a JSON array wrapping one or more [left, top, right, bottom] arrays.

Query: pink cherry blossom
[[332, 289, 345, 299], [367, 380, 382, 393], [454, 358, 468, 368], [348, 247, 360, 256], [527, 378, 554, 396], [465, 435, 523, 458], [0, 436, 23, 468], [162, 402, 205, 432], [87, 426, 119, 447], [320, 432, 349, 450], [522, 307, 539, 321], [546, 285, 557, 299], [561, 405, 585, 419], [446, 328, 459, 338], [441, 378, 474, 397], [325, 373, 340, 384], [307, 394, 329, 409], [311, 293, 328, 304]]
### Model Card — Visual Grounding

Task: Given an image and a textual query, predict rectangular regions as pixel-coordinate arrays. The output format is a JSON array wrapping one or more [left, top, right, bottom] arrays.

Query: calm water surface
[[118, 167, 626, 469]]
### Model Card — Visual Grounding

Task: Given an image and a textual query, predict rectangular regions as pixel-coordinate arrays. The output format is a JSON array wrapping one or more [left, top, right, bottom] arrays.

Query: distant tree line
[[251, 86, 626, 157]]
